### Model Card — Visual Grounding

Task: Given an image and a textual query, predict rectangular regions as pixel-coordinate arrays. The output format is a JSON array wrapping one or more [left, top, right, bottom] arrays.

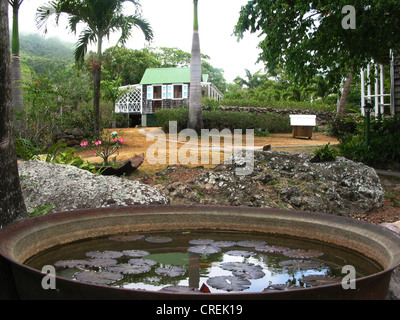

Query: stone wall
[[218, 106, 336, 126], [53, 128, 86, 147]]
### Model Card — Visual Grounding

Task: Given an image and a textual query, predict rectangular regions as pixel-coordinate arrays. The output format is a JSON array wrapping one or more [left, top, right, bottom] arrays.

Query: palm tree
[[8, 0, 24, 135], [337, 69, 353, 115], [36, 0, 153, 137], [0, 0, 28, 228], [188, 0, 203, 134], [312, 76, 332, 103]]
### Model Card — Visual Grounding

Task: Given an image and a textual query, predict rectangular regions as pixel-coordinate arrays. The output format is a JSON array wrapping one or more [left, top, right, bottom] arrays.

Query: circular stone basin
[[0, 205, 400, 300]]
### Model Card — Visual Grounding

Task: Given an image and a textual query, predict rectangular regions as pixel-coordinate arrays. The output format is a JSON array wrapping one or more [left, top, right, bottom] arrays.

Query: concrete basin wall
[[1, 205, 400, 299]]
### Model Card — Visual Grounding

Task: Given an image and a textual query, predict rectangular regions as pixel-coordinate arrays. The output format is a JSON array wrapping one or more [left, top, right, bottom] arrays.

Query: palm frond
[[122, 15, 153, 43], [35, 2, 58, 32], [74, 27, 96, 65]]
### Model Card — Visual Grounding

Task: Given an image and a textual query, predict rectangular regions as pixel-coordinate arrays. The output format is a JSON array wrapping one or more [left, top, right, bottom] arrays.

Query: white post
[[375, 63, 379, 117], [390, 49, 395, 115], [367, 63, 372, 103], [361, 68, 365, 116], [380, 64, 385, 115]]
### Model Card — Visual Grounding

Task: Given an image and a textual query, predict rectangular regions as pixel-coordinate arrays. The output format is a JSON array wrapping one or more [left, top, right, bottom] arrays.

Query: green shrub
[[328, 114, 362, 141], [155, 107, 189, 132], [29, 204, 56, 218], [15, 138, 42, 160], [221, 98, 335, 112], [338, 116, 400, 169], [155, 108, 291, 134], [310, 143, 338, 163]]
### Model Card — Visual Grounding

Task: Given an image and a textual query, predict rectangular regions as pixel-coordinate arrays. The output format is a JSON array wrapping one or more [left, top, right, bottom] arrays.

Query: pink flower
[[118, 137, 124, 144], [94, 140, 102, 146], [93, 152, 97, 156], [80, 141, 88, 147], [113, 138, 118, 142]]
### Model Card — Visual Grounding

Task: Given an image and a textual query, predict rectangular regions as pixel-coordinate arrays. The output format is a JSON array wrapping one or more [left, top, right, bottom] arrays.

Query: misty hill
[[16, 33, 75, 74], [19, 33, 74, 61]]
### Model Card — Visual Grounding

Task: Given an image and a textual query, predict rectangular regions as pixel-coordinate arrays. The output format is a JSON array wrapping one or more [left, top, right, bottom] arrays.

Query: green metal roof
[[140, 67, 209, 85]]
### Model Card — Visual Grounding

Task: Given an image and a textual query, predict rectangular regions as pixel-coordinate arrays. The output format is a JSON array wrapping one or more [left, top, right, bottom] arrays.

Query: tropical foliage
[[36, 0, 153, 136], [338, 116, 400, 169], [155, 107, 291, 134], [234, 0, 400, 114]]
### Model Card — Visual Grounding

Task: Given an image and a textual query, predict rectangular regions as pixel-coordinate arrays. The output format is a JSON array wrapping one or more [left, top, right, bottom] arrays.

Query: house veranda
[[115, 67, 223, 127]]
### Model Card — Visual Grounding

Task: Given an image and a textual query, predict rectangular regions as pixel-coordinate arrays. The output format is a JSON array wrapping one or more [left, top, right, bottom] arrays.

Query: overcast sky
[[11, 0, 264, 83]]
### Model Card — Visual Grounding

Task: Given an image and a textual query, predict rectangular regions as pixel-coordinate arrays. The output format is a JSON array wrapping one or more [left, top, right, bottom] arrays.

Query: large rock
[[19, 161, 169, 214], [157, 150, 385, 217]]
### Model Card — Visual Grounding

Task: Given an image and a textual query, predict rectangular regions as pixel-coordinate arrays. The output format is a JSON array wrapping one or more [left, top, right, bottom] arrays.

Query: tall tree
[[36, 0, 153, 137], [234, 0, 400, 114], [188, 0, 203, 134], [0, 0, 28, 228], [8, 0, 24, 135], [1, 2, 27, 298]]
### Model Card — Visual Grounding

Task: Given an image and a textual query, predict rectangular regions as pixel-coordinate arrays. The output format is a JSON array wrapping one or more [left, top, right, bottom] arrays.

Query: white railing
[[115, 84, 142, 114]]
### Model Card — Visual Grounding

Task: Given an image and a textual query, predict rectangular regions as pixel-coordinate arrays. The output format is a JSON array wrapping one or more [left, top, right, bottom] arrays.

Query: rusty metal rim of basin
[[1, 205, 400, 299]]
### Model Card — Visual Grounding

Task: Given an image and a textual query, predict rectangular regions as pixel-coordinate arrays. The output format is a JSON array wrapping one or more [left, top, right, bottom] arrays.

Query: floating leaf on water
[[128, 258, 157, 267], [86, 258, 118, 268], [278, 260, 324, 270], [220, 262, 264, 279], [283, 249, 324, 259], [255, 245, 290, 253], [54, 260, 89, 268], [220, 262, 260, 271], [207, 276, 251, 292], [212, 241, 237, 247], [187, 245, 221, 255], [262, 284, 299, 292], [86, 251, 123, 259], [232, 268, 265, 279], [160, 286, 200, 293], [145, 236, 172, 243], [237, 240, 267, 248], [106, 263, 151, 275], [74, 271, 123, 285], [225, 250, 256, 258], [108, 234, 144, 242], [155, 266, 186, 277], [122, 250, 150, 258], [189, 239, 215, 245], [301, 274, 342, 287]]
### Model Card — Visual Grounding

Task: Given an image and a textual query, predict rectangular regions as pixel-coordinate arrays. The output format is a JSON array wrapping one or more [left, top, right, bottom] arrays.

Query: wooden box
[[289, 115, 316, 139]]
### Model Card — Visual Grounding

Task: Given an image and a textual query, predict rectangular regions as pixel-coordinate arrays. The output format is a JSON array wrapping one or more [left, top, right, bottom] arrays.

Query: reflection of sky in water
[[30, 231, 379, 293], [124, 252, 330, 293], [200, 253, 329, 293]]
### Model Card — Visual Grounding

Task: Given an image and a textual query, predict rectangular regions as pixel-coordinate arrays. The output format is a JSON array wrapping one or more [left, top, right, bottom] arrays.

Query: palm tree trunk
[[0, 1, 26, 298], [0, 0, 27, 228], [337, 69, 353, 115], [189, 0, 203, 134], [93, 35, 103, 137], [11, 2, 24, 135]]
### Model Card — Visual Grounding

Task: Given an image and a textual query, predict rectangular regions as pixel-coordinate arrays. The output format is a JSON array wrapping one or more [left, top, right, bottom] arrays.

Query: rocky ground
[[130, 151, 400, 300], [132, 150, 398, 223]]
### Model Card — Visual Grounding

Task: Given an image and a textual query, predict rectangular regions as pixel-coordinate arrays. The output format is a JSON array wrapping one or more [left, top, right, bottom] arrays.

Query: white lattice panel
[[115, 85, 142, 113]]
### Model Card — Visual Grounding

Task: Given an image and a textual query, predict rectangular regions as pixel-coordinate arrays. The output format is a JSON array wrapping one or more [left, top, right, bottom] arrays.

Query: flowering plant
[[81, 131, 124, 165], [255, 128, 270, 137]]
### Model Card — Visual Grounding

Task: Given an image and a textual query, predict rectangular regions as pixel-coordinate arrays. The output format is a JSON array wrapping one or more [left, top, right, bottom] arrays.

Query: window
[[174, 85, 183, 99], [153, 85, 162, 100]]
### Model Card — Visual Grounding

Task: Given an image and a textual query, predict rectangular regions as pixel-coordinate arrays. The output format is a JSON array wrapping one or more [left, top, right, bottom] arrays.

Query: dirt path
[[76, 127, 339, 174], [75, 127, 400, 225]]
